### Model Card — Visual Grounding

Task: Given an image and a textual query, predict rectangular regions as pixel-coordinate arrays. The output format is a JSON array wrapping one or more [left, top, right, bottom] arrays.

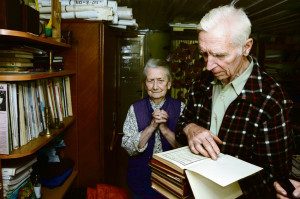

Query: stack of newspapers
[[37, 0, 138, 29], [150, 146, 263, 199]]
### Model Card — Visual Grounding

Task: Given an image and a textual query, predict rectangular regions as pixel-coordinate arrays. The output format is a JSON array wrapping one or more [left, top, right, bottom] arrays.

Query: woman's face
[[145, 67, 171, 104]]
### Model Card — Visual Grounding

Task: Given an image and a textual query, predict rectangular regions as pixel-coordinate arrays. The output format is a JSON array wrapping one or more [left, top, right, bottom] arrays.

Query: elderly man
[[175, 4, 294, 198]]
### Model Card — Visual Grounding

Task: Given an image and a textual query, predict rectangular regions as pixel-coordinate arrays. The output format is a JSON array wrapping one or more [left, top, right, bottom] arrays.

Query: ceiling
[[117, 0, 300, 35]]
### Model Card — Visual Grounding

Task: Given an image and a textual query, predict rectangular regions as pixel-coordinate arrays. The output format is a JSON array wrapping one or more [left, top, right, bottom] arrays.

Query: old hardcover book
[[152, 146, 262, 199]]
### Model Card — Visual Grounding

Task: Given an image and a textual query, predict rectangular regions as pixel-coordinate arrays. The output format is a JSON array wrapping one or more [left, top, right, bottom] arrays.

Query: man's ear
[[243, 38, 253, 56], [167, 81, 171, 89]]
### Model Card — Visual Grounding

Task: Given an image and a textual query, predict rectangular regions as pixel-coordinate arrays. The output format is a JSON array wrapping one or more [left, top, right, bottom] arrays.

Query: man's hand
[[274, 179, 300, 198], [184, 123, 222, 160]]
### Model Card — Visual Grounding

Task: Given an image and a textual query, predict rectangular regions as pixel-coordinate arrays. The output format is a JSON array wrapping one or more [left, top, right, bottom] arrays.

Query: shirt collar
[[210, 57, 254, 95], [150, 98, 165, 110], [232, 57, 254, 95]]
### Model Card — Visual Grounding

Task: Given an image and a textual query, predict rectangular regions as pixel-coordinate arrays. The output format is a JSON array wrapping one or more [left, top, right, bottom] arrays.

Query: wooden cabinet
[[0, 29, 77, 198], [60, 21, 140, 191]]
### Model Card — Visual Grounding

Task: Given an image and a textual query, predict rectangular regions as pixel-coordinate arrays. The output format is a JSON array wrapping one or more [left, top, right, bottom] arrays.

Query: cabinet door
[[118, 36, 145, 131], [103, 27, 145, 189], [61, 21, 103, 187]]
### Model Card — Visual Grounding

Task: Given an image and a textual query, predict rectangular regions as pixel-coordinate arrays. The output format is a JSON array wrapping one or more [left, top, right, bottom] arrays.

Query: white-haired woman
[[122, 58, 185, 199]]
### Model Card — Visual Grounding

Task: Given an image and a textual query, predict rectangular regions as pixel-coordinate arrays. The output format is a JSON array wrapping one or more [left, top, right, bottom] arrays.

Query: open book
[[152, 146, 262, 199]]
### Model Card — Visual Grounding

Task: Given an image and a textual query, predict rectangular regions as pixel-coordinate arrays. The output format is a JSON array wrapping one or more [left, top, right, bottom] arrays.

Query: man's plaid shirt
[[176, 57, 294, 197]]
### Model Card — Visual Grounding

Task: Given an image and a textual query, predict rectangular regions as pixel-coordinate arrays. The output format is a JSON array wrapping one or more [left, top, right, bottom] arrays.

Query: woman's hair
[[143, 58, 172, 82], [197, 5, 251, 47]]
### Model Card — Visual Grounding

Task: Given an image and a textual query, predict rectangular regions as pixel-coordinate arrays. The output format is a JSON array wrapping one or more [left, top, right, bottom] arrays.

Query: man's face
[[145, 67, 171, 104], [198, 31, 245, 82]]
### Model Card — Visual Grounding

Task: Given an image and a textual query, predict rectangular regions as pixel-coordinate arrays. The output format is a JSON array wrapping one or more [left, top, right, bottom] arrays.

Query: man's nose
[[206, 55, 216, 71], [153, 81, 158, 89]]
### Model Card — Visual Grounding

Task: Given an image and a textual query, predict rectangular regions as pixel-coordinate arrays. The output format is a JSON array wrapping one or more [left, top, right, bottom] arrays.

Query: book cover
[[152, 146, 263, 199], [0, 83, 10, 154]]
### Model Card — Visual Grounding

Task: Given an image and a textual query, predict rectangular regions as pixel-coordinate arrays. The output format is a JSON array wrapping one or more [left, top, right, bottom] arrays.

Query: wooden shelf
[[0, 117, 75, 159], [0, 29, 71, 49], [42, 169, 78, 199], [0, 70, 75, 81]]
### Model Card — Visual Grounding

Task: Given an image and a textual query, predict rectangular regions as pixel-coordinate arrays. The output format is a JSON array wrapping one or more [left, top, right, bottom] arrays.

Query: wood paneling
[[61, 21, 104, 187]]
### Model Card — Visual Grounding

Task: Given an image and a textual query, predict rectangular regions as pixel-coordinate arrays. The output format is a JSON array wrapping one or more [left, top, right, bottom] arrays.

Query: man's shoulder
[[244, 64, 292, 106], [251, 64, 285, 92]]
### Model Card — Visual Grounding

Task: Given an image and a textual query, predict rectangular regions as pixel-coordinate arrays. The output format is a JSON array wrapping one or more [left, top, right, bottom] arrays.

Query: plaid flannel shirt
[[176, 57, 294, 197]]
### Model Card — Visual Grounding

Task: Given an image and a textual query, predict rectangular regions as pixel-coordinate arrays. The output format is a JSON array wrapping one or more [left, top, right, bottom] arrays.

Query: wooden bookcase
[[0, 29, 77, 199]]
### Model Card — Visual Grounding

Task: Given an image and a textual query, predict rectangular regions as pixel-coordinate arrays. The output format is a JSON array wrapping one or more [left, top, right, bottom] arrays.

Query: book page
[[186, 154, 262, 187], [186, 169, 242, 199], [153, 146, 207, 172]]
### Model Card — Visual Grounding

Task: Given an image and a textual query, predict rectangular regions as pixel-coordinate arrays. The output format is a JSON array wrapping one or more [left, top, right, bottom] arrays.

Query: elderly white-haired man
[[175, 4, 294, 198]]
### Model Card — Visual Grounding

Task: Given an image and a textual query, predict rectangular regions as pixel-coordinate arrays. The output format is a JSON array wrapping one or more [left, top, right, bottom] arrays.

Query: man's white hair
[[197, 5, 251, 47]]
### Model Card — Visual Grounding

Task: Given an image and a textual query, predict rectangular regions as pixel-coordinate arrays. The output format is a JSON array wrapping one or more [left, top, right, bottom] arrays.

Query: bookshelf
[[0, 29, 71, 48], [0, 29, 77, 198], [0, 70, 75, 81], [42, 170, 78, 199], [0, 117, 75, 159]]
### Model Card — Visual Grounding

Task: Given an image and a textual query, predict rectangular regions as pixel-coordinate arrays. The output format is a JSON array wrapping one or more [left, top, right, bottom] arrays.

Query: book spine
[[64, 76, 73, 116], [8, 84, 19, 149], [18, 83, 27, 146]]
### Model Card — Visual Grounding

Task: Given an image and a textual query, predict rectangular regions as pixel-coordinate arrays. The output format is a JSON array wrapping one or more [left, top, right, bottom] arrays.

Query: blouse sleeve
[[121, 105, 147, 156]]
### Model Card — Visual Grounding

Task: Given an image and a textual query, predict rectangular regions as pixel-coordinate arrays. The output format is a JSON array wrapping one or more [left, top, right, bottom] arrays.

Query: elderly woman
[[121, 58, 185, 199]]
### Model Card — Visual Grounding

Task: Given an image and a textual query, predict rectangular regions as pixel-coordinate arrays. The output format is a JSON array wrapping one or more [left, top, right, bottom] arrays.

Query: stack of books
[[150, 158, 192, 199], [2, 157, 37, 198], [0, 50, 34, 73], [150, 146, 263, 199]]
